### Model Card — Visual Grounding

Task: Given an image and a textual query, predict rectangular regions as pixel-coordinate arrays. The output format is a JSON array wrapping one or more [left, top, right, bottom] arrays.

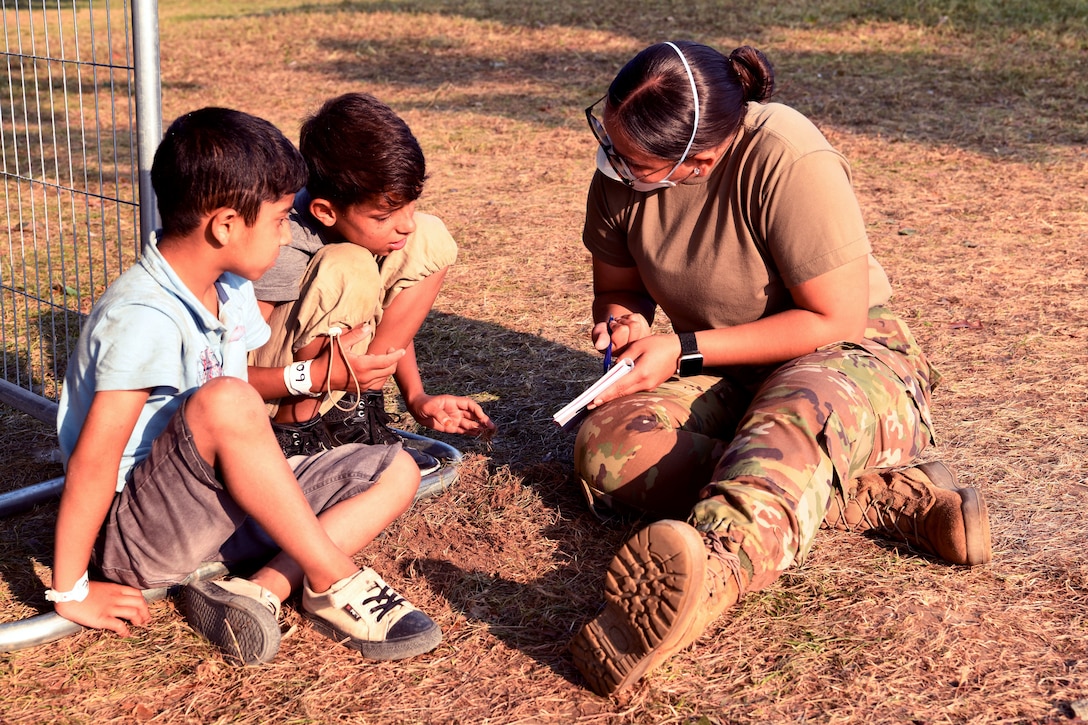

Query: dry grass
[[2, 0, 1088, 722]]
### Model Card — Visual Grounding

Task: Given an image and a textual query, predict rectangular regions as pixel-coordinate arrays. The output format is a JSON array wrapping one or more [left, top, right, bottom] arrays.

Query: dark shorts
[[92, 397, 401, 589]]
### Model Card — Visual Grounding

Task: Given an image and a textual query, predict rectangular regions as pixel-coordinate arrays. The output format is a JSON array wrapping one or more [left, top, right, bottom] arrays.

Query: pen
[[602, 315, 614, 372]]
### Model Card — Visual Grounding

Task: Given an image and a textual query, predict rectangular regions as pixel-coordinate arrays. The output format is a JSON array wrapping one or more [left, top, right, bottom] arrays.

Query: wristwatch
[[677, 332, 703, 376]]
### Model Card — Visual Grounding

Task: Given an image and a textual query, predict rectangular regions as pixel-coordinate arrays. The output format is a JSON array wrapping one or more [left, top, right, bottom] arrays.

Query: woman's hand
[[592, 313, 652, 353], [54, 581, 151, 637], [588, 332, 683, 408], [406, 393, 497, 439]]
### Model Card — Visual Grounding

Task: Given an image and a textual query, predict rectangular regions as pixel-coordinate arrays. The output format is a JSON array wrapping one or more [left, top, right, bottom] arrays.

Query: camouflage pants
[[574, 306, 939, 591]]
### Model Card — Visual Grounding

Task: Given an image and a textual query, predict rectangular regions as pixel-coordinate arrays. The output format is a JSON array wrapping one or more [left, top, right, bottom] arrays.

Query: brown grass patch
[[2, 0, 1087, 723]]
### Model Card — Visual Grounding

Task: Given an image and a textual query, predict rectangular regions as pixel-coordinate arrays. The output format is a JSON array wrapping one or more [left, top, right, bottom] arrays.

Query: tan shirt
[[583, 102, 892, 332]]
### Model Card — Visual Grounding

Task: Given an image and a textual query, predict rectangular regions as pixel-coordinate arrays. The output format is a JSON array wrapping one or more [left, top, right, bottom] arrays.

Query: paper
[[552, 358, 634, 431]]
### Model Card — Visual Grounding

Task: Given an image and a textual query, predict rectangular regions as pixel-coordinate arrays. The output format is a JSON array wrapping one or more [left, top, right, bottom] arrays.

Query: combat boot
[[823, 461, 991, 566], [569, 520, 745, 697]]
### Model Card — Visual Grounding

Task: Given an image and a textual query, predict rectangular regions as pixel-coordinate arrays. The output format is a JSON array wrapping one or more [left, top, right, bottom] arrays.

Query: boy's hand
[[54, 581, 151, 637], [314, 324, 405, 393], [406, 393, 496, 439], [340, 347, 405, 392]]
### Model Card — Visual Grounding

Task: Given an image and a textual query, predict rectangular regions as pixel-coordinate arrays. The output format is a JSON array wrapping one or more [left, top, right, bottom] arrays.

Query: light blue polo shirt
[[57, 236, 270, 491]]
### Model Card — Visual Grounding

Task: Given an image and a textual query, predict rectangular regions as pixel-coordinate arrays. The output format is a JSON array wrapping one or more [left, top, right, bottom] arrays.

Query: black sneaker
[[324, 392, 441, 475], [324, 391, 400, 446], [272, 416, 334, 458]]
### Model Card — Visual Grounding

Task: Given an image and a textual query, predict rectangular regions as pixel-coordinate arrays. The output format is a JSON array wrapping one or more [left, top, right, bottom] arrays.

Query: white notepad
[[552, 358, 635, 432]]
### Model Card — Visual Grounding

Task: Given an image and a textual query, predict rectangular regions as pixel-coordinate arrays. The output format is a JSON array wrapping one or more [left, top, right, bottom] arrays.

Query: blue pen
[[602, 315, 614, 372]]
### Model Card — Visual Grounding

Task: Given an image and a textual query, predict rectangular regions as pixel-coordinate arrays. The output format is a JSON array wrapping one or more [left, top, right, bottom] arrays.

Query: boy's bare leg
[[247, 450, 418, 600], [365, 267, 447, 374], [185, 376, 416, 598]]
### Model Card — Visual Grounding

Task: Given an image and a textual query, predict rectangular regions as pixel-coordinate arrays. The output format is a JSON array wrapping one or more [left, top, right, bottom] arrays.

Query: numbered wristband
[[45, 571, 90, 603], [283, 359, 322, 398]]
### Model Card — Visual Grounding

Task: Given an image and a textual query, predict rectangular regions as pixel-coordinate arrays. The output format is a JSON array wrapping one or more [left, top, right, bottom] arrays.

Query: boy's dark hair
[[151, 107, 307, 237], [299, 92, 426, 210]]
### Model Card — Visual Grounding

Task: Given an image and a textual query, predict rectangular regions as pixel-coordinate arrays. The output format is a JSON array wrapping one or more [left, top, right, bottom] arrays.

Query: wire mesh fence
[[1, 0, 157, 415]]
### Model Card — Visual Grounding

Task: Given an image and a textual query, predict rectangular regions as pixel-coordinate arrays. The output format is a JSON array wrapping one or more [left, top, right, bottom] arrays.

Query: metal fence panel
[[1, 0, 158, 414]]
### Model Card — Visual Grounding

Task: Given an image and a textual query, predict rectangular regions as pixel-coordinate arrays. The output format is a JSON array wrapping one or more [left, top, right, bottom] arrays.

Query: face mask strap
[[655, 41, 701, 185]]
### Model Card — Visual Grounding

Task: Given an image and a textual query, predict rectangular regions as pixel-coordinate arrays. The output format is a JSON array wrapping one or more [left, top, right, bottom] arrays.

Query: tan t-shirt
[[583, 102, 891, 332]]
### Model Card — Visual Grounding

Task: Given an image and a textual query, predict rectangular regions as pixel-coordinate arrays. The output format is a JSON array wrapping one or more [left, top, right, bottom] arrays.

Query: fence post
[[132, 0, 161, 246]]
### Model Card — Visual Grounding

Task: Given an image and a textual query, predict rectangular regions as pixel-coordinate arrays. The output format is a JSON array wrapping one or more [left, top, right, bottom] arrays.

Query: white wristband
[[46, 571, 90, 603], [283, 360, 321, 397]]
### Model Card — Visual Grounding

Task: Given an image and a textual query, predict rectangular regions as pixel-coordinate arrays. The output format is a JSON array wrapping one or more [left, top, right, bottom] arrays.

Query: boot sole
[[917, 461, 992, 566], [185, 580, 281, 665], [569, 520, 707, 696], [957, 487, 992, 566], [304, 612, 442, 661]]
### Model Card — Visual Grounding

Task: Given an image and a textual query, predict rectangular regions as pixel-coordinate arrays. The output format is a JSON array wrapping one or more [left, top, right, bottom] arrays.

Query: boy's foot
[[271, 403, 440, 474], [323, 392, 442, 475], [324, 391, 400, 445], [569, 520, 743, 696], [184, 578, 282, 665], [271, 416, 334, 459], [302, 567, 441, 661]]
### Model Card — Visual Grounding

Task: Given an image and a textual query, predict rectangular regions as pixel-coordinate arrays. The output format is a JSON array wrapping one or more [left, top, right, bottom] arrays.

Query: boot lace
[[703, 531, 748, 599]]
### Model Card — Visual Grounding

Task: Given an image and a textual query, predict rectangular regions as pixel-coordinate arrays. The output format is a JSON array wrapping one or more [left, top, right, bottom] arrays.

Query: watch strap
[[678, 332, 699, 356], [677, 332, 703, 376]]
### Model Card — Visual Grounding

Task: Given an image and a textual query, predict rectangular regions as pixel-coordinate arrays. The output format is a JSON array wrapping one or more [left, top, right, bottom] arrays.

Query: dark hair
[[606, 42, 775, 161], [299, 92, 426, 210], [151, 107, 307, 237]]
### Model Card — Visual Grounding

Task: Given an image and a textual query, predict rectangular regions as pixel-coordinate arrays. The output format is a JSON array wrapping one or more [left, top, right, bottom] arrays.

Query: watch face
[[678, 353, 703, 377]]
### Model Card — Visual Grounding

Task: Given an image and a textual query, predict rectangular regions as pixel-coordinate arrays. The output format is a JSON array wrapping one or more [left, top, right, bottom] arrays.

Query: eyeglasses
[[584, 96, 675, 186]]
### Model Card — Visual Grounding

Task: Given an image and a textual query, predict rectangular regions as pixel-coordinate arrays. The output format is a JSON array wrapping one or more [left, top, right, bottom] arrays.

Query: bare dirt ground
[[2, 1, 1087, 723]]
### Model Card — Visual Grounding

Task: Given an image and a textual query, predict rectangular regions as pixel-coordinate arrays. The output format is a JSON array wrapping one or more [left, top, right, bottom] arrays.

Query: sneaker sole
[[569, 520, 707, 696], [184, 580, 281, 665], [304, 612, 442, 661]]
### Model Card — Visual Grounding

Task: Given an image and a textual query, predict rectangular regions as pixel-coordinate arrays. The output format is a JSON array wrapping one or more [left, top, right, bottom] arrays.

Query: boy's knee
[[187, 377, 267, 429], [382, 448, 422, 500], [310, 243, 381, 290]]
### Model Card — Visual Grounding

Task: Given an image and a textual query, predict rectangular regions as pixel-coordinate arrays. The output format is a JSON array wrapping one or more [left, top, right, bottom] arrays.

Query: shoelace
[[362, 584, 406, 622], [324, 326, 361, 413]]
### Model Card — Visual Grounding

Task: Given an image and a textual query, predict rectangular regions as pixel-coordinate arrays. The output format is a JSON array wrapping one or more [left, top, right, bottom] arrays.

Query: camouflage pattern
[[574, 306, 939, 591]]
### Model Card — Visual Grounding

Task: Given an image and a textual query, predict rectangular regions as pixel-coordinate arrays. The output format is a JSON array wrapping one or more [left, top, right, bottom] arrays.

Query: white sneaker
[[302, 567, 441, 660], [185, 578, 282, 665]]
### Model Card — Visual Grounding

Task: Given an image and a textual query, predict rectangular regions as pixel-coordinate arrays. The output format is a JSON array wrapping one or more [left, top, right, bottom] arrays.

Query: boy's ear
[[308, 197, 339, 228], [206, 207, 242, 247]]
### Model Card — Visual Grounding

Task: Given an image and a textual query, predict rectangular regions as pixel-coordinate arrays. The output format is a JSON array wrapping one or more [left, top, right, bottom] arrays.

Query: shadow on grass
[[253, 0, 1088, 35], [410, 310, 605, 472], [404, 311, 653, 684]]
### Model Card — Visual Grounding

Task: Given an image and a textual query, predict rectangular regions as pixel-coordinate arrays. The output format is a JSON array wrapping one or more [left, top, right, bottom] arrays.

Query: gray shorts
[[92, 397, 401, 589]]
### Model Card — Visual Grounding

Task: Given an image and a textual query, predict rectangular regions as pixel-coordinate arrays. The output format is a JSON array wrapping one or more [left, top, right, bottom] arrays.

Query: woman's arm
[[696, 254, 870, 367], [590, 257, 657, 352], [592, 255, 870, 406]]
